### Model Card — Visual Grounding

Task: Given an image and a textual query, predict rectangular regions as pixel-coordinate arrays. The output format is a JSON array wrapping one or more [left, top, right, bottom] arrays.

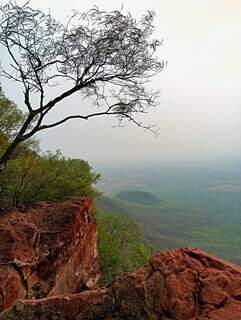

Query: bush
[[97, 211, 154, 285], [0, 150, 100, 209]]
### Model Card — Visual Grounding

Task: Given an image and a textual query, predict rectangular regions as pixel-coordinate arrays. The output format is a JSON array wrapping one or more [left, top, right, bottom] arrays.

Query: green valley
[[96, 163, 241, 264]]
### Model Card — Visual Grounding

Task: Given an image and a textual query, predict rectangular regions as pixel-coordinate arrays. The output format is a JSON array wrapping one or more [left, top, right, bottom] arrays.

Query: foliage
[[97, 211, 154, 285], [0, 86, 25, 139], [0, 150, 100, 209]]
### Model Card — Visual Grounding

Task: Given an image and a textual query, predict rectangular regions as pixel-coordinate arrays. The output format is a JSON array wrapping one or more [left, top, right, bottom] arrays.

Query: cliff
[[0, 197, 99, 312], [1, 198, 241, 319]]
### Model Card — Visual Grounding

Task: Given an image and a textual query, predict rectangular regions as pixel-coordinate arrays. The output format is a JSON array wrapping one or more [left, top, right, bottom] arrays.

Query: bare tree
[[0, 1, 165, 172]]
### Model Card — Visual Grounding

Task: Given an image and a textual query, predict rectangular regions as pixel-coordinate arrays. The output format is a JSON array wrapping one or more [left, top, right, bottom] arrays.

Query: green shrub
[[0, 150, 100, 209], [97, 211, 154, 285]]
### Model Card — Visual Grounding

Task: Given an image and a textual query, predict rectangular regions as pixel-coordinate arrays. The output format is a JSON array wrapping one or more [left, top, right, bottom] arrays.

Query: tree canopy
[[0, 2, 165, 171]]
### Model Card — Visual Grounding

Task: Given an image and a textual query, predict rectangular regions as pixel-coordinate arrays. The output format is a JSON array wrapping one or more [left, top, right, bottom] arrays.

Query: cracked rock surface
[[2, 247, 241, 319], [1, 197, 241, 319], [0, 197, 99, 312]]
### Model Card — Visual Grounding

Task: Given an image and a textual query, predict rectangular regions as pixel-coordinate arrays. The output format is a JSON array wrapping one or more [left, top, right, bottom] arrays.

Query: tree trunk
[[0, 113, 35, 175], [0, 137, 22, 172]]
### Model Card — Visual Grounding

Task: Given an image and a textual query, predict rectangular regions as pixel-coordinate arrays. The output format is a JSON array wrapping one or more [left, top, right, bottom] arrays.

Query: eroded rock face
[[2, 247, 241, 319], [0, 197, 99, 312], [1, 199, 241, 320]]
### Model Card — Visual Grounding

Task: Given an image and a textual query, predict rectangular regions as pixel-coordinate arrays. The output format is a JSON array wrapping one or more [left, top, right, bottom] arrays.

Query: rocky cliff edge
[[1, 198, 241, 319]]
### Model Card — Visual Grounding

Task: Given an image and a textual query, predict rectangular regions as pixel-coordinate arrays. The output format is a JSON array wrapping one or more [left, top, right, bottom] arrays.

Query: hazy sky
[[2, 0, 241, 166]]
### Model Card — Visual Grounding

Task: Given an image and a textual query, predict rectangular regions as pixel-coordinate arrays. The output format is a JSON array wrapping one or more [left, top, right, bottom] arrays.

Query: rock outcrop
[[2, 247, 241, 319], [0, 197, 99, 312], [1, 198, 241, 319]]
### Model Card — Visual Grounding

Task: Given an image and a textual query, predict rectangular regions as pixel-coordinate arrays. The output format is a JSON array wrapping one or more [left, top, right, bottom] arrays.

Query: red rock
[[2, 247, 241, 319], [1, 197, 241, 319], [0, 266, 26, 312], [0, 197, 99, 312]]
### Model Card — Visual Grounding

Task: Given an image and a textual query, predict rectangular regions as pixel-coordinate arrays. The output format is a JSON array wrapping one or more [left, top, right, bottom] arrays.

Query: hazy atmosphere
[[1, 1, 241, 317], [2, 0, 241, 165]]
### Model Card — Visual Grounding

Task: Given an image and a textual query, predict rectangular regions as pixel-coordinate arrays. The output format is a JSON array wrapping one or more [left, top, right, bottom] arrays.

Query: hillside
[[96, 195, 202, 250], [115, 190, 162, 205], [96, 163, 241, 265]]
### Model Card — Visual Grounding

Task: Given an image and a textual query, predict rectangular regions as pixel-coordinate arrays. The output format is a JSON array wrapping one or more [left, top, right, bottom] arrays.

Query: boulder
[[2, 247, 241, 319]]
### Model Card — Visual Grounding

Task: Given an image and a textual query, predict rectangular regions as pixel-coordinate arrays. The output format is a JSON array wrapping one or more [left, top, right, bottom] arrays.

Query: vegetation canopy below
[[97, 210, 153, 285]]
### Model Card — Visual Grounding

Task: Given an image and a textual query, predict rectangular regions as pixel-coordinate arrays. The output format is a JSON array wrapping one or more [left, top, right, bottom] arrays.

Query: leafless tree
[[0, 1, 165, 172]]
